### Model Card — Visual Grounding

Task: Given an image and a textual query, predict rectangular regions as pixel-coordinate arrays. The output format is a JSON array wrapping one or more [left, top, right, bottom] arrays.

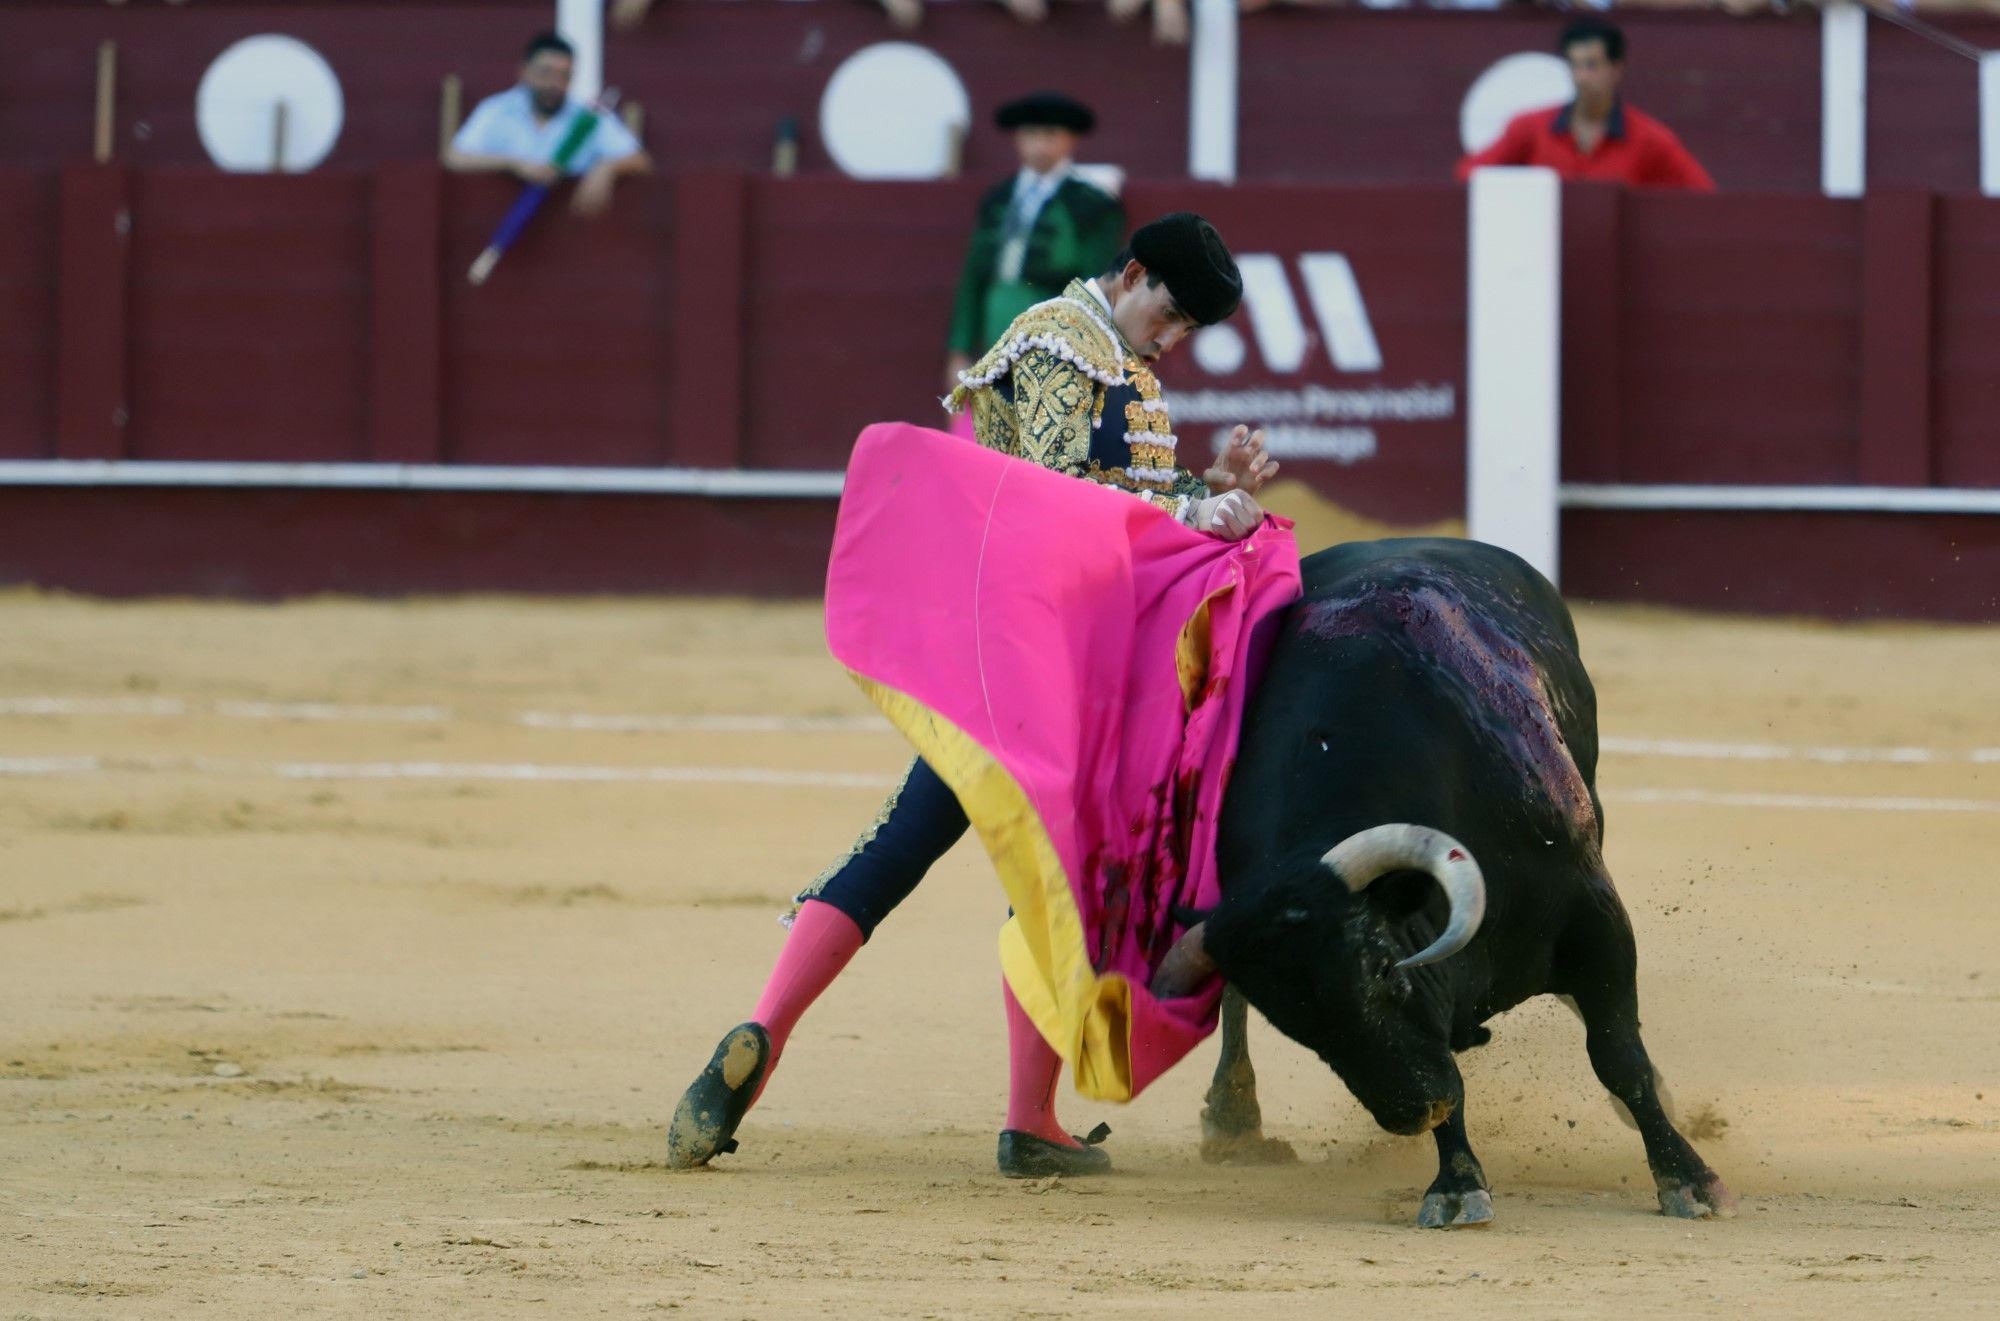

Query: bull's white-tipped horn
[[1321, 825, 1486, 969]]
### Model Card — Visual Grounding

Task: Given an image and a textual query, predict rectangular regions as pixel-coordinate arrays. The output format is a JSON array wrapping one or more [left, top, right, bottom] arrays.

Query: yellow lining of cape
[[850, 674, 1138, 1102]]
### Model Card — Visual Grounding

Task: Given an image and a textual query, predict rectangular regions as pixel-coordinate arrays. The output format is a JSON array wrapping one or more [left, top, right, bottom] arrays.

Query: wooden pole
[[272, 100, 288, 172], [439, 74, 463, 160], [772, 117, 798, 178], [944, 121, 966, 179], [93, 41, 117, 165]]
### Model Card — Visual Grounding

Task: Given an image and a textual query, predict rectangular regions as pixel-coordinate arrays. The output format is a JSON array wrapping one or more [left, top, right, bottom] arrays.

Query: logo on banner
[[1192, 254, 1381, 376], [1174, 252, 1456, 467]]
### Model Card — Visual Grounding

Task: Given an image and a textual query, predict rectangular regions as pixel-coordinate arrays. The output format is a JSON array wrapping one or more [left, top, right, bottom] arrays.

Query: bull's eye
[[1319, 740, 1330, 753], [1281, 906, 1308, 924]]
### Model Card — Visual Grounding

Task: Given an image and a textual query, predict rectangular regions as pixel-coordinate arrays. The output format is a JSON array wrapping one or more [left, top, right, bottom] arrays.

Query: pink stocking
[[1002, 977, 1077, 1146], [745, 899, 864, 1105]]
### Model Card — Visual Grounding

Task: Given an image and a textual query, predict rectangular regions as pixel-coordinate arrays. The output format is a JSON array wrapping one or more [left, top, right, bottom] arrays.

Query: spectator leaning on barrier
[[1455, 19, 1714, 191], [446, 31, 653, 217], [945, 93, 1126, 395]]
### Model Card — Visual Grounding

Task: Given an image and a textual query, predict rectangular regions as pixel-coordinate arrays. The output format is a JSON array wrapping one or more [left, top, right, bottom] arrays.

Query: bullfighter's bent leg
[[1564, 890, 1736, 1219], [666, 759, 968, 1169], [1416, 1107, 1493, 1228]]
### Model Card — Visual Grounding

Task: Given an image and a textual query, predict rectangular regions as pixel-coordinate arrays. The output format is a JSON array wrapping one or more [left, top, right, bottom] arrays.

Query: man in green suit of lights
[[944, 92, 1126, 396]]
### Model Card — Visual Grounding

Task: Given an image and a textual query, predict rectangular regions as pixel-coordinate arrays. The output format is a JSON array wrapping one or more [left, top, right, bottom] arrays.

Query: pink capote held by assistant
[[824, 423, 1301, 1102]]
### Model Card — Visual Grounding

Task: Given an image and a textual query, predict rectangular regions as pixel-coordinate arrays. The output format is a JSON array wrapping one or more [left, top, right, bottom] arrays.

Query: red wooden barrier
[[15, 168, 2000, 498], [127, 170, 370, 462], [0, 169, 58, 460], [55, 162, 130, 460], [369, 164, 444, 464], [1858, 190, 1936, 487], [670, 171, 748, 469], [1933, 197, 2000, 489], [437, 172, 672, 467], [2, 167, 1997, 616]]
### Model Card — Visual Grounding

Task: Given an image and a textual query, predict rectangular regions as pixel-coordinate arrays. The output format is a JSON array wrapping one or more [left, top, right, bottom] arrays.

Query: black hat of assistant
[[1129, 211, 1242, 326], [994, 91, 1096, 135]]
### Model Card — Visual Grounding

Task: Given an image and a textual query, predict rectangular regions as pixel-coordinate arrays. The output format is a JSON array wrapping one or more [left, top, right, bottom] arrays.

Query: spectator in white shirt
[[445, 31, 652, 217]]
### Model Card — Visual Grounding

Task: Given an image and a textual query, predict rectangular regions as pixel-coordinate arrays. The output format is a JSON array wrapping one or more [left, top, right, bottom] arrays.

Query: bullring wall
[[0, 168, 1995, 618]]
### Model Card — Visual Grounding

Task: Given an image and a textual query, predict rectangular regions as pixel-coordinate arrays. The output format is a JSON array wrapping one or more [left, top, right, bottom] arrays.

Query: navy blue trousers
[[806, 758, 969, 940]]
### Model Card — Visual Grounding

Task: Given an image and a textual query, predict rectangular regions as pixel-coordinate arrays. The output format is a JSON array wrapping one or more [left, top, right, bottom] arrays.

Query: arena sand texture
[[1, 589, 1996, 1318]]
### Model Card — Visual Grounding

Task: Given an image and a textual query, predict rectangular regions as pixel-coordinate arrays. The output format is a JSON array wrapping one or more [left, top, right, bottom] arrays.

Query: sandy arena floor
[[2, 588, 1997, 1318]]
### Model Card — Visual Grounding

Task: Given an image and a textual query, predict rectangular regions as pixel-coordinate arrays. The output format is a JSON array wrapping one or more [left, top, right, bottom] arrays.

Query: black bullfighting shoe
[[666, 1022, 771, 1169], [996, 1123, 1113, 1178]]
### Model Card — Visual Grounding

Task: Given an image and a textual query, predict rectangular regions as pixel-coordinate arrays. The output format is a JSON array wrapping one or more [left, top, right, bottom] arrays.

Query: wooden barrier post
[[367, 165, 444, 463], [439, 74, 463, 160], [55, 164, 132, 460], [1559, 183, 1623, 483], [668, 170, 748, 468], [1983, 52, 2000, 197], [93, 41, 117, 165], [1822, 2, 1866, 198], [1188, 0, 1236, 183], [1467, 167, 1561, 585], [1857, 190, 1935, 486]]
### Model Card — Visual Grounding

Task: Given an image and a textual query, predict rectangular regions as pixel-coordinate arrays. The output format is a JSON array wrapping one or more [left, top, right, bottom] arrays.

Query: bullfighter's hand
[[1203, 425, 1279, 496], [1191, 490, 1263, 541]]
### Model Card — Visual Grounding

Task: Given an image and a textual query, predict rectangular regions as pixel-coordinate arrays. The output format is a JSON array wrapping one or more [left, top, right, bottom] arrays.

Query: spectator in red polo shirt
[[1456, 19, 1715, 191]]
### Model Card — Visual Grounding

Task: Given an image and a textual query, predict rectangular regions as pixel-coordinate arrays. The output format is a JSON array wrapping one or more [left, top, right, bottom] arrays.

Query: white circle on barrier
[[197, 34, 344, 173], [819, 43, 969, 181], [1460, 52, 1572, 155], [1193, 323, 1247, 376]]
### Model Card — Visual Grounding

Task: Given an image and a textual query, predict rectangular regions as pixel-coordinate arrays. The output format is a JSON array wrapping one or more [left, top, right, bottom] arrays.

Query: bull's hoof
[[1200, 1085, 1264, 1145], [1417, 1188, 1494, 1229], [1655, 1172, 1738, 1220], [1198, 1131, 1299, 1165]]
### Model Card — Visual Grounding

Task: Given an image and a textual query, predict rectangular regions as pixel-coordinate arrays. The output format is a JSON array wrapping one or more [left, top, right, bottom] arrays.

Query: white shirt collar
[[1077, 278, 1139, 359], [1015, 160, 1073, 194]]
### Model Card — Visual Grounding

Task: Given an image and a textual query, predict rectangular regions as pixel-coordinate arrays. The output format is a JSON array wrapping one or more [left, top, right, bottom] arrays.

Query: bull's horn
[[1320, 825, 1486, 969]]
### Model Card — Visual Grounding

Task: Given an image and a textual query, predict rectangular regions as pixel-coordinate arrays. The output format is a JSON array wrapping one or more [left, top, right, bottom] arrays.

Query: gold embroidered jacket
[[945, 280, 1210, 521]]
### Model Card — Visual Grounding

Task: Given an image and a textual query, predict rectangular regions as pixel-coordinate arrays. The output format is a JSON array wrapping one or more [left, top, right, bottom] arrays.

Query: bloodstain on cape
[[825, 424, 1301, 1102]]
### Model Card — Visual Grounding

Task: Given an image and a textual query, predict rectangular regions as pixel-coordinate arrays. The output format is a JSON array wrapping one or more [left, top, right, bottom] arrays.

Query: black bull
[[1164, 537, 1734, 1227]]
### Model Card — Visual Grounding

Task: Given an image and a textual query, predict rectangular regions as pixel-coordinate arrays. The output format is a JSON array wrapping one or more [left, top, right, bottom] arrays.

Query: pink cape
[[825, 424, 1301, 1101]]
